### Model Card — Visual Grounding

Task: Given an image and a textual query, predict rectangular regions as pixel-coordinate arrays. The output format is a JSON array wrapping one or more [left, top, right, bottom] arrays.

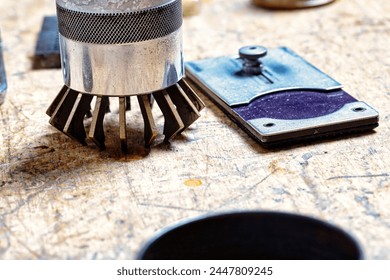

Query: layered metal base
[[46, 79, 205, 151]]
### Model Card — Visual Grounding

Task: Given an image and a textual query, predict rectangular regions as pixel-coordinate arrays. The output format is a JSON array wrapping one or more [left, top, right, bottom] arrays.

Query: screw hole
[[352, 107, 366, 112], [263, 123, 275, 127], [249, 46, 257, 50]]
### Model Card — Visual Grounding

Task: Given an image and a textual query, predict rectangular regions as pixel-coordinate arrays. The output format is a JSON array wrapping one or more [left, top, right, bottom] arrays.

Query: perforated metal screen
[[57, 0, 182, 44]]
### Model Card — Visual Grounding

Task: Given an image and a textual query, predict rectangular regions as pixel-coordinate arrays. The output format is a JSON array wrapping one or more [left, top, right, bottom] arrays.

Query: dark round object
[[138, 211, 363, 260], [239, 46, 268, 61]]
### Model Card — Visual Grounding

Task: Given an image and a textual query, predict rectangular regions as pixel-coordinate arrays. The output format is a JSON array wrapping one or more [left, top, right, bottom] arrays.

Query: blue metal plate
[[186, 47, 342, 106], [185, 47, 379, 146]]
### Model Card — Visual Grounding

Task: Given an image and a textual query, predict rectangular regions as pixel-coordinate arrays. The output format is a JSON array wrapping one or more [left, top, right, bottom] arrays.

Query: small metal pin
[[126, 96, 131, 111], [119, 97, 128, 152], [63, 93, 93, 144], [46, 85, 68, 117], [137, 94, 158, 147], [168, 83, 201, 133], [88, 96, 109, 149], [153, 90, 185, 142], [239, 45, 268, 75], [178, 79, 206, 112], [49, 88, 79, 131]]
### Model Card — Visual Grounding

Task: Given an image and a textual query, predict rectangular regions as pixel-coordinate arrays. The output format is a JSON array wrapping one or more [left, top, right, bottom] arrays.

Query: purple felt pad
[[233, 89, 357, 121]]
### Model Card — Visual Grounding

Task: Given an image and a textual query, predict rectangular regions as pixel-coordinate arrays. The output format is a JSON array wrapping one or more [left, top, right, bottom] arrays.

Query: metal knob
[[239, 45, 268, 75]]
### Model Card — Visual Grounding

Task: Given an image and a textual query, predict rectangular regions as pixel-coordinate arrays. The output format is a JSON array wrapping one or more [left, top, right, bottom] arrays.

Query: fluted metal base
[[46, 79, 205, 151]]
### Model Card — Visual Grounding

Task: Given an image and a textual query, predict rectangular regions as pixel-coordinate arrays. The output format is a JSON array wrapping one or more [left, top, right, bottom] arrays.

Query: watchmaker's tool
[[33, 16, 61, 69], [0, 32, 7, 105], [185, 46, 379, 147], [47, 0, 204, 151], [252, 0, 336, 9]]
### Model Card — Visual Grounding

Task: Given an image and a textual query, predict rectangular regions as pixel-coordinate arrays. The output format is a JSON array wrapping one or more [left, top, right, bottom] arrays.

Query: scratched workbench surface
[[0, 0, 389, 259]]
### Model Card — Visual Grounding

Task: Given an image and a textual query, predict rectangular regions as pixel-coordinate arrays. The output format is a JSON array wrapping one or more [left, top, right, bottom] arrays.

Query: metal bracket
[[185, 46, 379, 146], [186, 47, 342, 106]]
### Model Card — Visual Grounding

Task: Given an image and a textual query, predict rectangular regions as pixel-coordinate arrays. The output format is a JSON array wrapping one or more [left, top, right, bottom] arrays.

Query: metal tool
[[252, 0, 336, 9], [185, 45, 379, 147], [0, 31, 7, 105], [33, 16, 61, 69], [47, 0, 204, 151]]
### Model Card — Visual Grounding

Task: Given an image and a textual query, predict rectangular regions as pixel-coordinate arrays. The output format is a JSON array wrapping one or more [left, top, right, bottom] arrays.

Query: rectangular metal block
[[33, 16, 61, 69]]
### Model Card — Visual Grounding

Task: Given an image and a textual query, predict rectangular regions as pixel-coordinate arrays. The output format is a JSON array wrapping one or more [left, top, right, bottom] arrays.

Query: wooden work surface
[[0, 0, 389, 260]]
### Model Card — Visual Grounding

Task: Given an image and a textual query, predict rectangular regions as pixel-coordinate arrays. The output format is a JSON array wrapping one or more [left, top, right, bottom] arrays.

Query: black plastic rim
[[137, 211, 363, 260]]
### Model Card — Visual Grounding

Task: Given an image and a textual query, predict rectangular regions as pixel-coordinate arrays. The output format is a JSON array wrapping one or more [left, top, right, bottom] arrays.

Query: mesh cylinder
[[56, 0, 184, 96], [56, 1, 182, 44]]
